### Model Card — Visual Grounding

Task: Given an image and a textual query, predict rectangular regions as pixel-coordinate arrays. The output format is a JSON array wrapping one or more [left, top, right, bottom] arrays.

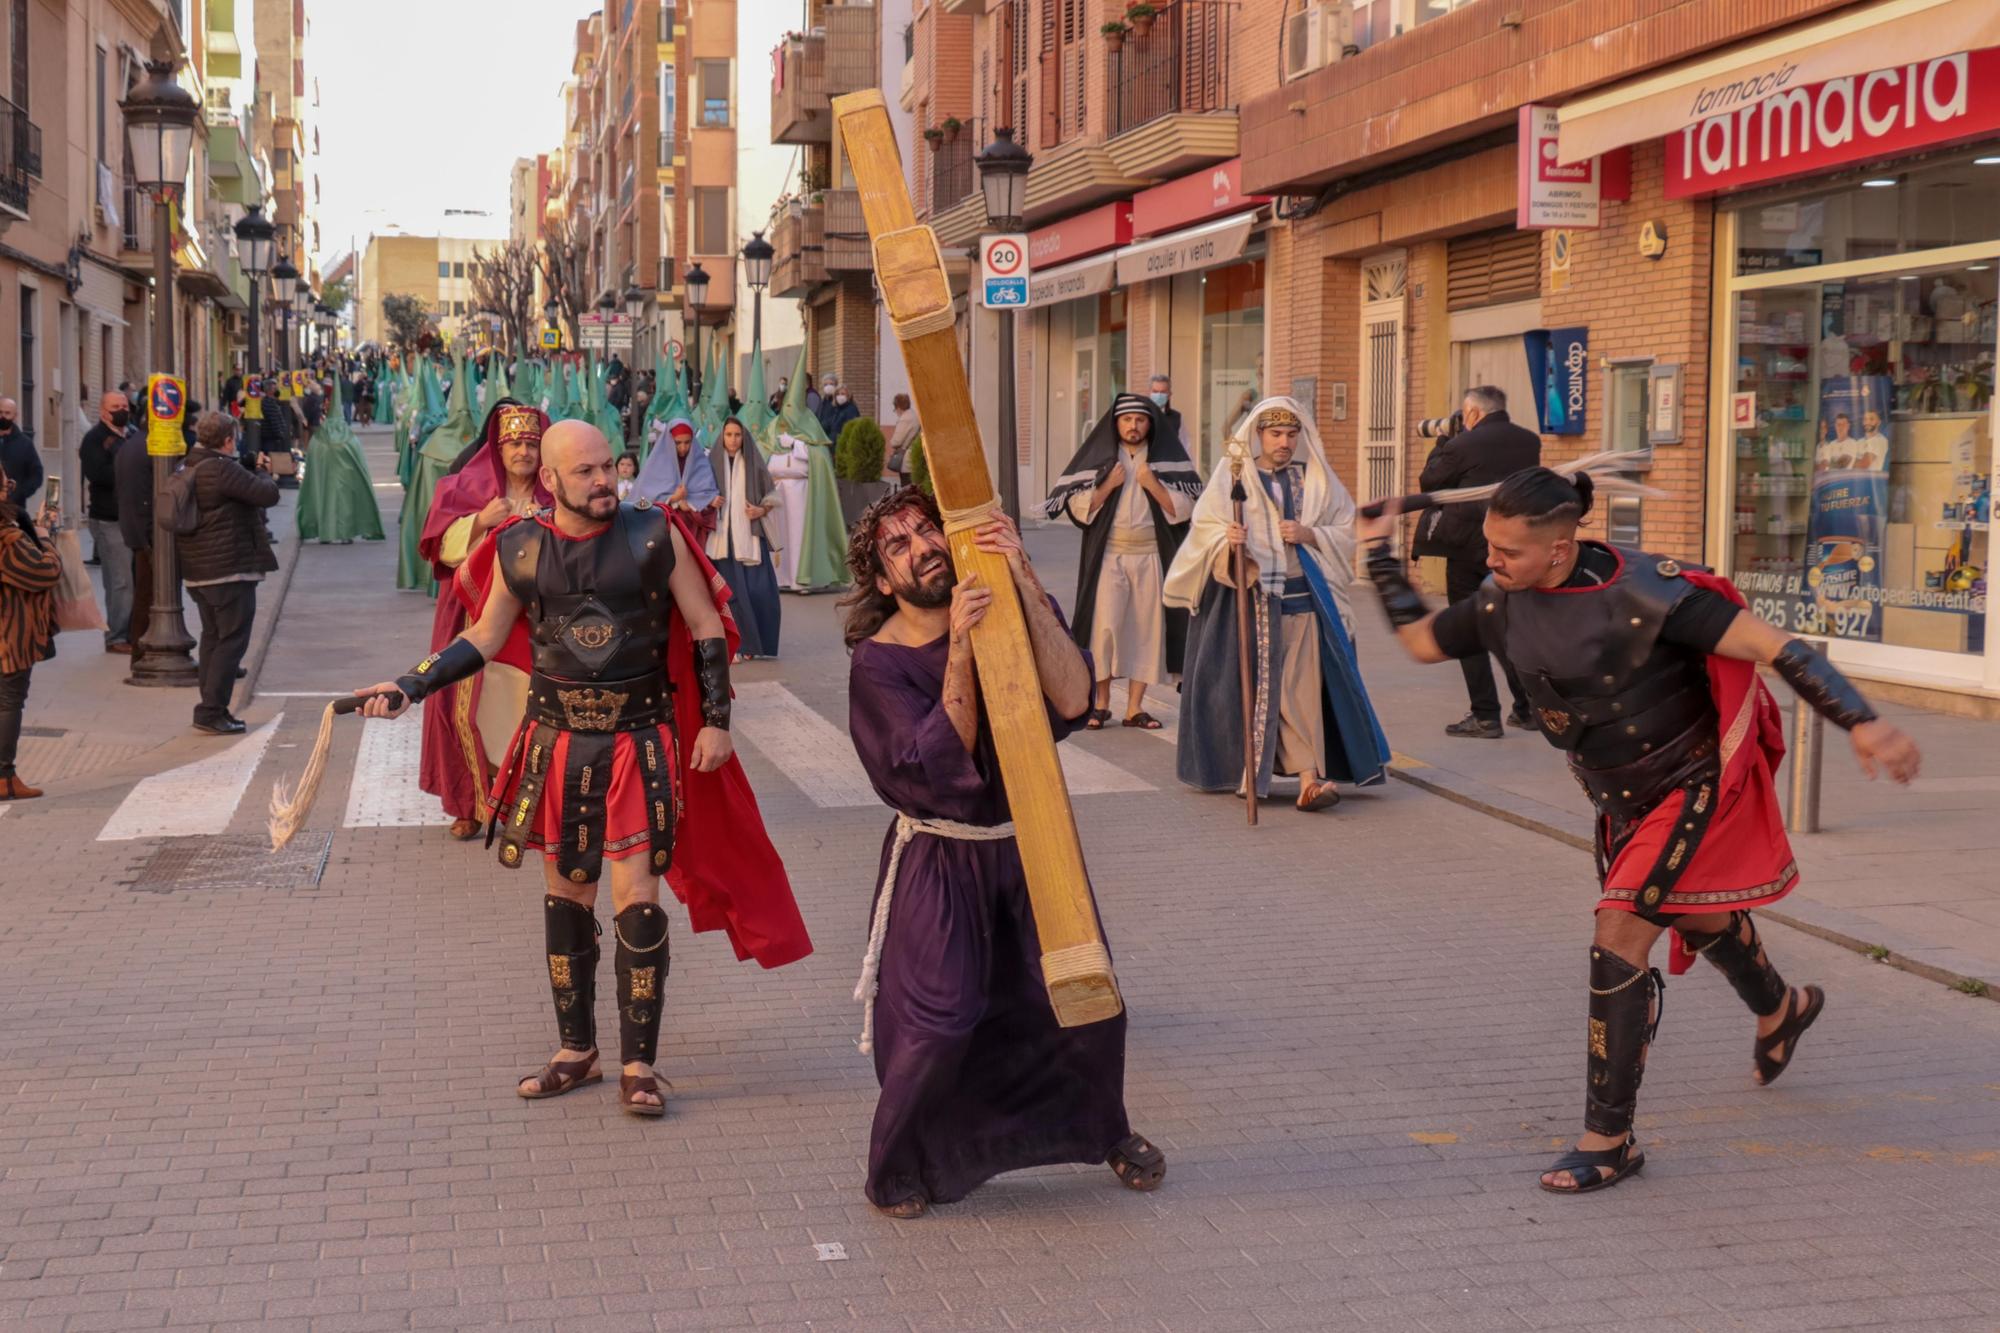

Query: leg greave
[[1585, 947, 1664, 1138], [615, 903, 670, 1066], [1679, 912, 1787, 1017], [544, 895, 600, 1053]]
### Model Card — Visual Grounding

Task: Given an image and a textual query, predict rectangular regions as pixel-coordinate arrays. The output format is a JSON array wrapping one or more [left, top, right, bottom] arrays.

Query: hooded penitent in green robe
[[298, 372, 387, 544], [396, 353, 479, 595], [399, 360, 445, 490], [587, 354, 626, 455], [372, 364, 396, 424], [642, 356, 690, 461], [736, 338, 776, 452], [759, 347, 848, 590], [693, 340, 729, 446], [547, 360, 575, 422]]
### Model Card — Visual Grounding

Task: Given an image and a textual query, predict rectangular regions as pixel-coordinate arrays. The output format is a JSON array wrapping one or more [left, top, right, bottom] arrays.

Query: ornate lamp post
[[594, 289, 616, 363], [976, 126, 1032, 524], [542, 295, 560, 353], [294, 285, 313, 366], [622, 282, 646, 365], [742, 230, 773, 352], [120, 55, 201, 687], [271, 258, 299, 370], [684, 261, 710, 400], [233, 204, 275, 374]]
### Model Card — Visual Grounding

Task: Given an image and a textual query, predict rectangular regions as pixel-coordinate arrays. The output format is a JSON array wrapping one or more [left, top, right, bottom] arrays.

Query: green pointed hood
[[421, 352, 478, 463], [758, 345, 830, 451], [737, 336, 775, 447]]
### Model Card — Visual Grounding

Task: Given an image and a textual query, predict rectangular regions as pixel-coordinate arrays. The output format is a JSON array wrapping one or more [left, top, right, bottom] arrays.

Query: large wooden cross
[[833, 90, 1122, 1029]]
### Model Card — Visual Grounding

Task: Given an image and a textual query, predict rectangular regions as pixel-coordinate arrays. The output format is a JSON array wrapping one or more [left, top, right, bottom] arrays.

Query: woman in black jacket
[[180, 412, 281, 736]]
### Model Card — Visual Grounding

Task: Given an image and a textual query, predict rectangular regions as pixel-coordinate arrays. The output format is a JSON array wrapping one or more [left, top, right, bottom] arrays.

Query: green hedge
[[907, 432, 933, 496], [835, 416, 886, 482]]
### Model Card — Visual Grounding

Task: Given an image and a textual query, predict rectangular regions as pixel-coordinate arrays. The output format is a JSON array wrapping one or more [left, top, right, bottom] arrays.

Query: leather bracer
[[1364, 541, 1428, 630], [395, 637, 485, 705], [692, 637, 730, 730], [1773, 638, 1877, 731]]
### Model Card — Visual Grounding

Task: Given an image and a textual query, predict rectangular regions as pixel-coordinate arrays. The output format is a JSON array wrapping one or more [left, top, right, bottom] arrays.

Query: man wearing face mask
[[0, 399, 40, 512], [1147, 374, 1189, 454], [79, 392, 141, 654]]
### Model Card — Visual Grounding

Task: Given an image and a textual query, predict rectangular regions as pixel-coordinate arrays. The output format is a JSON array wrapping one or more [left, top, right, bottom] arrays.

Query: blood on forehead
[[874, 504, 942, 554]]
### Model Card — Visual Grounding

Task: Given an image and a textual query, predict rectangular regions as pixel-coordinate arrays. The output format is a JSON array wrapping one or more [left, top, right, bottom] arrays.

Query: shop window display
[[1730, 262, 1992, 653]]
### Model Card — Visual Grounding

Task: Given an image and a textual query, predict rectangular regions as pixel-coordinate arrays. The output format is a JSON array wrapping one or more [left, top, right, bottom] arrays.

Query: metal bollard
[[1787, 637, 1825, 834]]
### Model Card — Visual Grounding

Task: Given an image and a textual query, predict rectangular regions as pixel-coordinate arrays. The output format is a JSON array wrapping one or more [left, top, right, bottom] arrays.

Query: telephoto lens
[[1416, 411, 1464, 439]]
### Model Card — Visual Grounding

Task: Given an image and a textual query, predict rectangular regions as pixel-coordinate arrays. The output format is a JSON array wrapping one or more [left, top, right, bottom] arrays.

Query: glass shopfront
[[1722, 146, 1997, 690], [1033, 290, 1128, 496]]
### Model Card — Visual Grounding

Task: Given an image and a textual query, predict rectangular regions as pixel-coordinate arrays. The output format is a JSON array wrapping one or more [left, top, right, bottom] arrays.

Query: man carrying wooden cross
[[840, 487, 1163, 1217]]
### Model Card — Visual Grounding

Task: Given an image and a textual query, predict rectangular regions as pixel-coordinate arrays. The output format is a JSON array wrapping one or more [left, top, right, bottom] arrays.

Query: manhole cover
[[20, 725, 64, 739], [128, 833, 334, 894]]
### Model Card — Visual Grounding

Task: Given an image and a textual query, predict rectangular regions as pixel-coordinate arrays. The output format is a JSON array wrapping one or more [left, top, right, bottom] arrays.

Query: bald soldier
[[357, 423, 811, 1118]]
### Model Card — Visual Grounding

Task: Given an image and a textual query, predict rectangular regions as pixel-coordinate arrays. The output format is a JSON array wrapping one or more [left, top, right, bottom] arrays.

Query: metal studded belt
[[528, 670, 671, 733]]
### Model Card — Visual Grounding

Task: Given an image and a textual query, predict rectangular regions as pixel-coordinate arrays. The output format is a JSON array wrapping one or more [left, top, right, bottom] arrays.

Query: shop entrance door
[[1357, 253, 1409, 505]]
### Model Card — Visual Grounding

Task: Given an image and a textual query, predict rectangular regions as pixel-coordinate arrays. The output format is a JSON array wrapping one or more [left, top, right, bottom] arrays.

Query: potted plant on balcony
[[941, 117, 963, 144], [923, 126, 945, 151], [1100, 20, 1129, 52], [1125, 3, 1157, 37]]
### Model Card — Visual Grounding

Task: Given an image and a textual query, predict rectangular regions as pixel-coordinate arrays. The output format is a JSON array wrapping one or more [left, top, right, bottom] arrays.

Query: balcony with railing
[[118, 170, 154, 255], [1105, 0, 1238, 178], [771, 34, 827, 144], [0, 97, 33, 214], [928, 122, 978, 217], [771, 6, 879, 147], [770, 198, 826, 298]]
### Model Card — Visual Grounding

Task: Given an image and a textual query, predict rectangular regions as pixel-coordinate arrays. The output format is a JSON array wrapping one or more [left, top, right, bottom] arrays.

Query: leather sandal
[[1083, 708, 1113, 730], [1754, 986, 1825, 1086], [1121, 711, 1163, 730], [619, 1071, 668, 1117], [1296, 779, 1341, 812], [1539, 1135, 1645, 1194], [448, 818, 481, 841], [1106, 1133, 1166, 1191], [517, 1050, 601, 1100], [874, 1196, 928, 1219]]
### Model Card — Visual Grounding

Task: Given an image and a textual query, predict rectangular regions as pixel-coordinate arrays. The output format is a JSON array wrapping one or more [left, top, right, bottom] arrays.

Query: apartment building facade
[[1239, 0, 2000, 707], [355, 233, 507, 348], [0, 0, 274, 527], [251, 0, 313, 271]]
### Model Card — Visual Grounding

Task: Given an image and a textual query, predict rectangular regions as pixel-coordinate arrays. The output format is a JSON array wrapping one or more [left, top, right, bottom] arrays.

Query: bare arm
[[357, 570, 521, 718], [665, 524, 723, 640], [943, 601, 981, 753]]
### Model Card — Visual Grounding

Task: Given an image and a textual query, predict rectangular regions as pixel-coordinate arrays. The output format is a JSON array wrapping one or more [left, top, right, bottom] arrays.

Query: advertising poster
[[1801, 374, 1892, 642]]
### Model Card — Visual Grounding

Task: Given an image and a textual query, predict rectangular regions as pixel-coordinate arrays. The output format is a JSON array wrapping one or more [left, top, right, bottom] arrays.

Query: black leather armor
[[499, 501, 678, 682]]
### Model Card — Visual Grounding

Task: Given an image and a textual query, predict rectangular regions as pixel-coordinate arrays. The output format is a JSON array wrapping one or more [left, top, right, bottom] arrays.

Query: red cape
[[459, 508, 813, 970], [1600, 571, 1795, 974]]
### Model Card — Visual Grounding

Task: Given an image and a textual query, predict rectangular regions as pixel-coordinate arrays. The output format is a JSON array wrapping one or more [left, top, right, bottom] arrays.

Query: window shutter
[[1447, 229, 1541, 311]]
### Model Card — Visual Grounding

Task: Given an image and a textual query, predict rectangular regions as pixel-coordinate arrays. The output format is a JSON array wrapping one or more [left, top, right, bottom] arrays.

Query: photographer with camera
[[1413, 386, 1540, 738]]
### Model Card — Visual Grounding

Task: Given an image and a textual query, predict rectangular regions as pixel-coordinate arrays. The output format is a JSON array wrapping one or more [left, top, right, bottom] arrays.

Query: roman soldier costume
[[383, 497, 811, 1108]]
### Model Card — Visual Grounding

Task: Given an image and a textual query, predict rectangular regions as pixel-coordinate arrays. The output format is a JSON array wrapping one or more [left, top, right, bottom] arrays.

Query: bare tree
[[540, 214, 591, 352], [470, 240, 540, 355]]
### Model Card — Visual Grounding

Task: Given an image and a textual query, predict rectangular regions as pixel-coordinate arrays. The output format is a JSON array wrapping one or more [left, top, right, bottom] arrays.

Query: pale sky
[[311, 0, 598, 270]]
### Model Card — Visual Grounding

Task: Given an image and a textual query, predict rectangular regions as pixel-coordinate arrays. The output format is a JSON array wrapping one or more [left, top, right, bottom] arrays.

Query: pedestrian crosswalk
[[91, 683, 1164, 840]]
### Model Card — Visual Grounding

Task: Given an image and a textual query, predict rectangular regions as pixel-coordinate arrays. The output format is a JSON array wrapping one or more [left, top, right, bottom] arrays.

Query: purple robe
[[848, 623, 1132, 1209]]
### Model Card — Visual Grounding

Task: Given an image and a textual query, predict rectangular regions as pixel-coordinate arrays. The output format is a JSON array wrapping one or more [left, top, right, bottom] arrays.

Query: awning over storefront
[[1026, 253, 1117, 309], [1113, 211, 1257, 287], [1556, 0, 2000, 164]]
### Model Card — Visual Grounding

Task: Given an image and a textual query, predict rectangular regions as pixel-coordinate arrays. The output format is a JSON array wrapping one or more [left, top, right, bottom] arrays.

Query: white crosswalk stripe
[[731, 680, 1154, 807], [97, 715, 284, 842], [343, 713, 449, 827]]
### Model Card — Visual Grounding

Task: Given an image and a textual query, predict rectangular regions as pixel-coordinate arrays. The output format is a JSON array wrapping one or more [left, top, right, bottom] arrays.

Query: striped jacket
[[0, 519, 58, 674]]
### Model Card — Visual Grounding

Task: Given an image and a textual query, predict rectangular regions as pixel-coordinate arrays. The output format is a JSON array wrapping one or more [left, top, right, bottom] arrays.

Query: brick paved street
[[2, 431, 1998, 1331]]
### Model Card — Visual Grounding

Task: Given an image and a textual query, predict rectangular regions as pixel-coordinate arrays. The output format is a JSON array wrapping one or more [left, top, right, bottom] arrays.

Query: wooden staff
[[1227, 441, 1257, 827], [832, 89, 1120, 1029]]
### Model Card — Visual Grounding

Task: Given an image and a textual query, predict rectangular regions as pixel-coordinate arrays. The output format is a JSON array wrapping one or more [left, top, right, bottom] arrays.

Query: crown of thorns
[[847, 486, 943, 584]]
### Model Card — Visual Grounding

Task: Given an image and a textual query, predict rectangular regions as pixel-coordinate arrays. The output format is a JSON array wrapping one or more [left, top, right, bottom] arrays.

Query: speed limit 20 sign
[[978, 233, 1029, 309]]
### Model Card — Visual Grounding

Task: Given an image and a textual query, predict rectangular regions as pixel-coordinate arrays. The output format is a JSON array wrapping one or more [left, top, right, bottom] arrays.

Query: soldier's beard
[[554, 477, 618, 520]]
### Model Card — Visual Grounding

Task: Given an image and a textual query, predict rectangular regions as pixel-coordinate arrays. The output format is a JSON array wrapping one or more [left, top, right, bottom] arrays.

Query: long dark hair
[[838, 486, 943, 651], [1488, 467, 1595, 528]]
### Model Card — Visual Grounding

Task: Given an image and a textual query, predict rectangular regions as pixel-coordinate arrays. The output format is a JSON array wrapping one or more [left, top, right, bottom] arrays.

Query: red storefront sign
[[1131, 158, 1272, 238], [1665, 48, 2000, 199], [1027, 202, 1132, 267]]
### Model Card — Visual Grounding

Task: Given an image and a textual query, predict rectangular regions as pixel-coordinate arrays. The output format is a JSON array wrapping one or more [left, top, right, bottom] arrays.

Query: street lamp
[[271, 258, 299, 370], [684, 261, 709, 399], [623, 282, 646, 364], [594, 289, 616, 363], [295, 286, 314, 366], [120, 54, 201, 688], [976, 126, 1033, 524], [233, 204, 275, 373], [742, 229, 773, 355]]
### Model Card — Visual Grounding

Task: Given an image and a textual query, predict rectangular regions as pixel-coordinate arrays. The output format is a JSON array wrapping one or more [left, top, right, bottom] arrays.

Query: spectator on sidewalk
[[180, 411, 280, 736], [114, 394, 159, 658], [79, 391, 140, 654], [885, 393, 917, 485], [0, 484, 58, 800], [1413, 385, 1541, 739], [0, 398, 41, 511]]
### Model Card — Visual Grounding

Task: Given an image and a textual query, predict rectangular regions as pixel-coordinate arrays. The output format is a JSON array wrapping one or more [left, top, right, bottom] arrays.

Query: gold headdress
[[1255, 405, 1302, 432], [498, 405, 543, 447]]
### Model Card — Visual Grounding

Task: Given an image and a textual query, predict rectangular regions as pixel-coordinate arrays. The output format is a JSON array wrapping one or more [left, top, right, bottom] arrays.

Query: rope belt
[[853, 813, 1016, 1055]]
